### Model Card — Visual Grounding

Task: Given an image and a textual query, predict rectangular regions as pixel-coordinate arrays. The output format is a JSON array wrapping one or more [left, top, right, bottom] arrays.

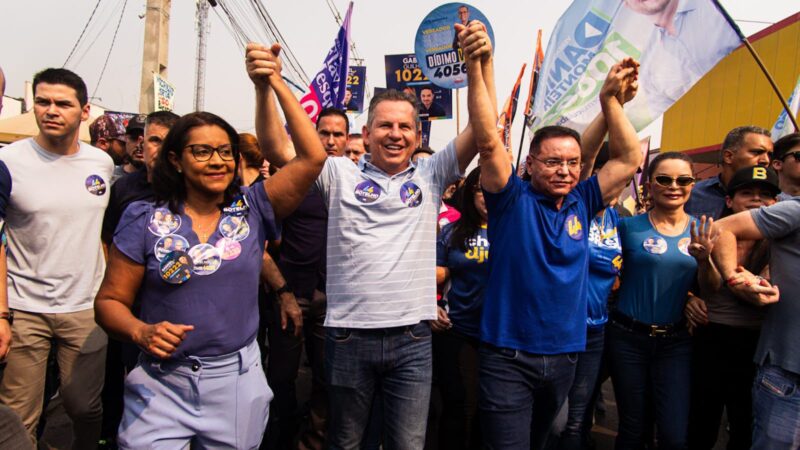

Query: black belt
[[610, 310, 685, 337]]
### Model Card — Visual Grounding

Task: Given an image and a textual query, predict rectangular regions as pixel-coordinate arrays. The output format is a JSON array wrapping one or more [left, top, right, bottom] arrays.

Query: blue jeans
[[557, 326, 605, 450], [479, 344, 577, 450], [325, 322, 432, 450], [606, 322, 692, 450], [752, 363, 800, 449]]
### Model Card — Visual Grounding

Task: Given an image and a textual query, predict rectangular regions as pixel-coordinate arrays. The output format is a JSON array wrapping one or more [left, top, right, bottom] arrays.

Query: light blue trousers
[[118, 339, 272, 449]]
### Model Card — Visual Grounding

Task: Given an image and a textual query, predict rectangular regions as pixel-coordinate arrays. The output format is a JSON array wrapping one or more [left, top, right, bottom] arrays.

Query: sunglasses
[[653, 175, 695, 187], [781, 152, 800, 163]]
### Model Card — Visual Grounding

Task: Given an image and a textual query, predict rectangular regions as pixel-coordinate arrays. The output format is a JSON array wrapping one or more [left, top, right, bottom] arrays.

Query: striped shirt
[[316, 142, 461, 328]]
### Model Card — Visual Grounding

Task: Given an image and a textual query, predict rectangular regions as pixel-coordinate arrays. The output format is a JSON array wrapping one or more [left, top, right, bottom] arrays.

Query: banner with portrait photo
[[385, 53, 452, 121], [345, 66, 367, 113], [531, 0, 739, 133]]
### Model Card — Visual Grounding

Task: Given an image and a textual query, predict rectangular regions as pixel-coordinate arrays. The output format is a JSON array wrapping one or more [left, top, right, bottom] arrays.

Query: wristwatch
[[274, 283, 292, 296], [0, 311, 13, 326]]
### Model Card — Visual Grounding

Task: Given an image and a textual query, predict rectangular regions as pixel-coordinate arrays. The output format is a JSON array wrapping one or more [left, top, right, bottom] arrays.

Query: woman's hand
[[431, 307, 453, 333], [689, 215, 719, 262], [684, 293, 708, 334], [133, 321, 194, 359]]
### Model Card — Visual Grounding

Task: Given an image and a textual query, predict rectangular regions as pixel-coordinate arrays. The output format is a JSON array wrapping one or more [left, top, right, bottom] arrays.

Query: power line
[[92, 0, 129, 99], [63, 0, 103, 67]]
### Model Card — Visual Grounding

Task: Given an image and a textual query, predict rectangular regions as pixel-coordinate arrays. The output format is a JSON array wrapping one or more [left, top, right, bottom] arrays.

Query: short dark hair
[[146, 110, 180, 130], [151, 112, 241, 212], [647, 151, 694, 180], [529, 125, 581, 155], [773, 132, 800, 161], [32, 68, 88, 106], [721, 126, 770, 161], [238, 133, 265, 169], [367, 89, 419, 128], [317, 107, 349, 131]]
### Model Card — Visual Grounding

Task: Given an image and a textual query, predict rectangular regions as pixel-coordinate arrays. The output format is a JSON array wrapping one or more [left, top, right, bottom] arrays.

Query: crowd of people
[[0, 18, 799, 450]]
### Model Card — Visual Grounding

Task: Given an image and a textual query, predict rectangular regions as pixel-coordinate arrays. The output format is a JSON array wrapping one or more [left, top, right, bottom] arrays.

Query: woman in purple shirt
[[94, 51, 326, 449]]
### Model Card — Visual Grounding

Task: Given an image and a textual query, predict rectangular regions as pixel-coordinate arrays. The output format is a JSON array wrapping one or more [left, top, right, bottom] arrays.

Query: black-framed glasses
[[654, 175, 695, 187], [185, 144, 235, 162], [781, 152, 800, 163], [531, 156, 583, 170]]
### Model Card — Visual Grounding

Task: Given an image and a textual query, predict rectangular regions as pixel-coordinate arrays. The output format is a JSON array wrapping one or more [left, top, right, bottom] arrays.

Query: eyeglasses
[[531, 156, 583, 170], [654, 175, 695, 187], [781, 152, 800, 163], [185, 144, 235, 162]]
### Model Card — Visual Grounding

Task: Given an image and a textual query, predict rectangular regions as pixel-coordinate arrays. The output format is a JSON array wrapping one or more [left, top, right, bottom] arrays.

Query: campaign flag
[[345, 66, 367, 113], [385, 53, 453, 120], [523, 29, 545, 124], [531, 0, 740, 133], [299, 2, 352, 123], [771, 74, 800, 141], [498, 64, 526, 151]]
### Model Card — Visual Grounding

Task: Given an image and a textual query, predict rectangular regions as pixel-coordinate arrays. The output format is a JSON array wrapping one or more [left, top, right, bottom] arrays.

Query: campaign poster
[[414, 3, 495, 90], [345, 66, 367, 113], [153, 74, 176, 112], [385, 53, 452, 121]]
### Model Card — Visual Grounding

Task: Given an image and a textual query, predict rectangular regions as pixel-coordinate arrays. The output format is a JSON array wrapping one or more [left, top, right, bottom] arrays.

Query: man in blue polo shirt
[[466, 56, 642, 449]]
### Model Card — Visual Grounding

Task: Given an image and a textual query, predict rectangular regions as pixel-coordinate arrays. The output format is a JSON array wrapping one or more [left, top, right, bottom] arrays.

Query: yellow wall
[[662, 13, 800, 156]]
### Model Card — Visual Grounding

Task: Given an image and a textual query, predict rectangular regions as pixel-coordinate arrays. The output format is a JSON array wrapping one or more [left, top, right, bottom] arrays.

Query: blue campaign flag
[[300, 2, 352, 123]]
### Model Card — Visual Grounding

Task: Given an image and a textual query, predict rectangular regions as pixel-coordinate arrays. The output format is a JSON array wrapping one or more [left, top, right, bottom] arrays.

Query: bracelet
[[274, 283, 292, 296], [0, 311, 13, 326]]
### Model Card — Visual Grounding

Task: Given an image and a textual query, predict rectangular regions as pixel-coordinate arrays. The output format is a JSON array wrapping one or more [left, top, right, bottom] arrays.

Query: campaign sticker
[[188, 243, 222, 275], [399, 181, 423, 207], [643, 236, 668, 255], [154, 234, 190, 261], [159, 250, 193, 284], [223, 195, 249, 216], [85, 175, 107, 196], [215, 237, 242, 261], [565, 214, 584, 240], [678, 237, 691, 256], [218, 216, 250, 242], [354, 180, 382, 204], [148, 208, 181, 236]]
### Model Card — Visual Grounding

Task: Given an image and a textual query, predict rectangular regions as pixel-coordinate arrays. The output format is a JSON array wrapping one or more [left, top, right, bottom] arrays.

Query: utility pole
[[194, 0, 213, 111], [139, 0, 171, 113]]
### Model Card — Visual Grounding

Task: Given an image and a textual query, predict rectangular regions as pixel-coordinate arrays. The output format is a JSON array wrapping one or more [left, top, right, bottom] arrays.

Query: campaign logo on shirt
[[160, 250, 193, 284], [188, 243, 222, 275], [84, 175, 107, 196], [566, 214, 584, 240], [464, 233, 490, 264], [354, 180, 382, 203], [223, 195, 249, 216], [148, 208, 182, 236], [589, 221, 620, 250], [218, 216, 250, 242], [399, 182, 423, 207], [215, 237, 242, 261], [154, 234, 190, 261], [643, 236, 668, 255], [678, 237, 691, 256]]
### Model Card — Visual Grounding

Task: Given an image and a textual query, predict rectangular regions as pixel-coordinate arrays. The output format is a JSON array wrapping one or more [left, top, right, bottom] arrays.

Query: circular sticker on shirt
[[188, 243, 222, 275], [678, 237, 691, 256], [159, 250, 193, 284], [215, 237, 242, 261], [85, 175, 107, 196], [218, 215, 250, 242], [148, 208, 182, 236], [223, 194, 250, 216], [565, 214, 584, 240], [399, 182, 423, 207], [354, 180, 383, 203], [154, 234, 190, 261], [643, 236, 668, 255]]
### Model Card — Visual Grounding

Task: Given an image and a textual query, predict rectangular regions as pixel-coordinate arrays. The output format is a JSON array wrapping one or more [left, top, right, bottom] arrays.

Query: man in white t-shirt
[[0, 68, 113, 448]]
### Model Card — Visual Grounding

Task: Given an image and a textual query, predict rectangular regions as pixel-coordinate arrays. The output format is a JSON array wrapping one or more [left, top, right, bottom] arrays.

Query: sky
[[1, 0, 797, 154]]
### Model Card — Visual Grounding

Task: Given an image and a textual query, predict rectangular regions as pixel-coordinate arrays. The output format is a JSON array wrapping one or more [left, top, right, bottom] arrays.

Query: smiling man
[[0, 68, 113, 448]]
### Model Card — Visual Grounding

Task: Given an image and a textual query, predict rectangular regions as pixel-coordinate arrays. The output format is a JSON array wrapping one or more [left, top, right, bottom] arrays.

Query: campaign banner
[[385, 53, 452, 121], [414, 3, 494, 90], [153, 74, 175, 112], [345, 66, 367, 113], [299, 2, 352, 123], [771, 74, 800, 141], [531, 0, 739, 132]]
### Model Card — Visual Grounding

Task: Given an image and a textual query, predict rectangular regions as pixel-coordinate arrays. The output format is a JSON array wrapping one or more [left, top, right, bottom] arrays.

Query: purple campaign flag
[[300, 2, 352, 124]]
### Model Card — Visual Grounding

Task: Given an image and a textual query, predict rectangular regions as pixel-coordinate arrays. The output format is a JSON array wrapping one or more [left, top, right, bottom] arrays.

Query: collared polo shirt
[[685, 175, 726, 220]]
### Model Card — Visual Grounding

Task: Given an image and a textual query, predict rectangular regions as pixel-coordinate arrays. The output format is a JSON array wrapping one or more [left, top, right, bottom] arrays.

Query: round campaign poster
[[414, 3, 495, 90]]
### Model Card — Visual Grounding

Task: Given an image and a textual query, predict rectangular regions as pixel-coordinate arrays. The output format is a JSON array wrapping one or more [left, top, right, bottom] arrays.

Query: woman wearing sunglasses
[[607, 152, 715, 449], [93, 45, 326, 449]]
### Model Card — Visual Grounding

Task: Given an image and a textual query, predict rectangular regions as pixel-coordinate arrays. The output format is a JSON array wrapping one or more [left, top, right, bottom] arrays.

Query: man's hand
[[726, 267, 780, 306], [600, 58, 638, 104], [689, 215, 719, 262], [431, 306, 453, 333], [617, 58, 639, 105], [133, 321, 194, 359], [278, 292, 303, 338], [0, 320, 11, 361], [684, 294, 708, 334], [455, 21, 492, 61], [246, 42, 283, 88]]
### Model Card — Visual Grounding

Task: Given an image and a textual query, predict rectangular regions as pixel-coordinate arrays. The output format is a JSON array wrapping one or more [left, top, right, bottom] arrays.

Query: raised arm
[[595, 59, 642, 205], [247, 43, 295, 168], [262, 45, 327, 220]]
